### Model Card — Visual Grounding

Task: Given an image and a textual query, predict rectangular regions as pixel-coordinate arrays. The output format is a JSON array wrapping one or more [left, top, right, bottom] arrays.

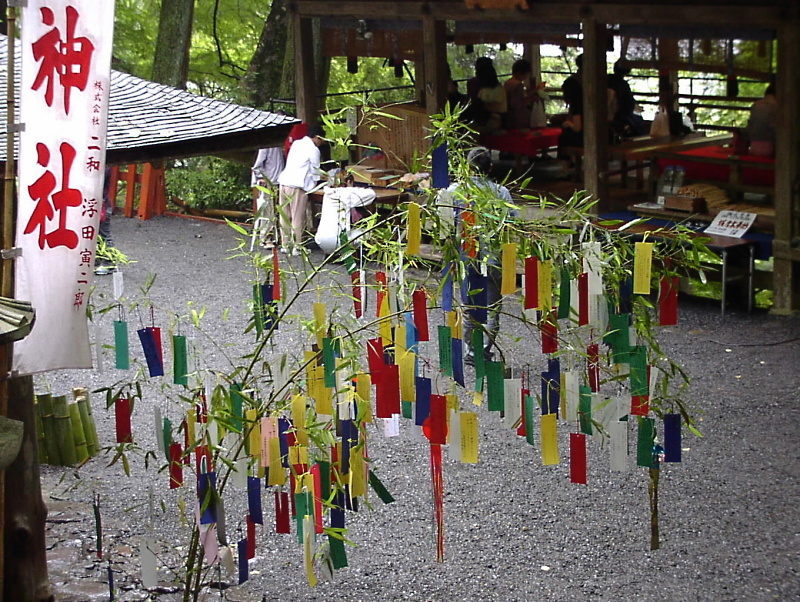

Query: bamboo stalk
[[37, 394, 61, 466], [68, 402, 89, 465], [75, 395, 97, 457], [74, 387, 100, 454], [34, 399, 47, 465], [52, 395, 78, 467]]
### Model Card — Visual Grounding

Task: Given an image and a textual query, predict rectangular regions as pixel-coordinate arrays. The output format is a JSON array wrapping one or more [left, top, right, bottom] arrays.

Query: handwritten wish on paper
[[704, 210, 757, 238]]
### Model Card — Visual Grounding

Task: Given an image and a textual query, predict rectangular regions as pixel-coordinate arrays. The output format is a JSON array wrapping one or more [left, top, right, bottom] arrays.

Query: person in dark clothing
[[607, 58, 645, 137], [558, 53, 584, 156]]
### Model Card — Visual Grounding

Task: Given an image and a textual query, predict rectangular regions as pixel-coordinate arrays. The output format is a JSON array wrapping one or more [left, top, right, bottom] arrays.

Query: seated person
[[558, 54, 583, 156], [314, 177, 376, 255], [475, 60, 507, 135], [746, 83, 776, 157], [504, 59, 538, 130], [607, 59, 645, 137]]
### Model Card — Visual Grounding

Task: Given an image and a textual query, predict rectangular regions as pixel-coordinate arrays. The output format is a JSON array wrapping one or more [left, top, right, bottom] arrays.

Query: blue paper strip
[[465, 268, 488, 325], [432, 142, 449, 189], [663, 413, 682, 462], [197, 472, 217, 524], [547, 358, 561, 415], [261, 284, 277, 331], [340, 419, 354, 475], [441, 262, 453, 312], [237, 539, 248, 584], [452, 338, 465, 386], [247, 476, 263, 524], [415, 377, 432, 426], [278, 417, 290, 468], [137, 327, 164, 377]]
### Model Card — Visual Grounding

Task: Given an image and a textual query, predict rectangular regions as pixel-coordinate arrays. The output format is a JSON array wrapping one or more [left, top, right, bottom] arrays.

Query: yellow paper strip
[[246, 408, 261, 458], [501, 243, 518, 295], [289, 445, 309, 466], [633, 241, 654, 294], [349, 448, 367, 497], [399, 351, 417, 402], [405, 201, 421, 256], [303, 515, 317, 587], [186, 408, 196, 448], [267, 437, 285, 486], [292, 394, 308, 445], [355, 373, 372, 423], [540, 413, 560, 465], [460, 412, 479, 463], [395, 324, 407, 360], [378, 295, 392, 346], [538, 260, 553, 311], [472, 390, 483, 407]]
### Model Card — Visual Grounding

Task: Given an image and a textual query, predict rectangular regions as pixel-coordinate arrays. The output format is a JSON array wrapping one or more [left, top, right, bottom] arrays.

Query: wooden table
[[602, 220, 755, 319], [480, 127, 562, 157], [309, 186, 408, 210]]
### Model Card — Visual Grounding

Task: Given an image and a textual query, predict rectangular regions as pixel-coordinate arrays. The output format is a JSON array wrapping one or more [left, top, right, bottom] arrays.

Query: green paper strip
[[637, 417, 656, 467], [579, 385, 593, 435], [557, 267, 571, 320], [113, 320, 130, 370], [486, 361, 505, 412], [401, 400, 413, 419], [252, 284, 264, 337], [629, 346, 649, 396], [162, 417, 172, 462], [368, 470, 395, 504], [438, 325, 453, 377], [230, 383, 244, 433], [295, 492, 309, 544], [173, 335, 188, 386], [329, 534, 348, 569], [606, 313, 632, 364], [524, 394, 535, 446], [318, 461, 331, 502], [322, 337, 336, 388]]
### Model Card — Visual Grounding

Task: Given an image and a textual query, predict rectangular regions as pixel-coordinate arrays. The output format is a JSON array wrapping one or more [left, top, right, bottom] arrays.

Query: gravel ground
[[39, 214, 800, 602]]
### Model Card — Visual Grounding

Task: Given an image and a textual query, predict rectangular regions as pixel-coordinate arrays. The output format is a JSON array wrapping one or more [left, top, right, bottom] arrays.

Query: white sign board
[[703, 210, 757, 238]]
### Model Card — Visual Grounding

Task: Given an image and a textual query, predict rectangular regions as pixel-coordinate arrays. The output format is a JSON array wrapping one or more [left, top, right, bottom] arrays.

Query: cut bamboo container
[[37, 393, 62, 466], [52, 395, 77, 467]]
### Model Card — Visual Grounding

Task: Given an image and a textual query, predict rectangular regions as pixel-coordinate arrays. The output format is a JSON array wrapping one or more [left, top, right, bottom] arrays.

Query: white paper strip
[[383, 415, 400, 437], [563, 371, 579, 423], [140, 538, 158, 588], [582, 242, 603, 296], [113, 269, 124, 300], [503, 378, 522, 429], [649, 366, 662, 398], [448, 409, 462, 462], [154, 407, 164, 455], [609, 419, 629, 472]]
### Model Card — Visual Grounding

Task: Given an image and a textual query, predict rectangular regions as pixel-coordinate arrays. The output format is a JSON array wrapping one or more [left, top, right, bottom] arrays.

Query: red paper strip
[[246, 514, 256, 559], [412, 289, 430, 342], [375, 271, 387, 318], [659, 275, 679, 326], [375, 364, 400, 418], [275, 491, 291, 534], [430, 444, 445, 562], [367, 337, 385, 375], [272, 250, 281, 301], [578, 272, 589, 326], [169, 442, 183, 489], [631, 395, 650, 416], [114, 397, 132, 443], [351, 271, 363, 319], [587, 344, 600, 392], [311, 464, 324, 534], [569, 433, 588, 484], [423, 394, 448, 445], [148, 326, 164, 365], [524, 256, 539, 310], [541, 308, 559, 354], [517, 388, 529, 437], [195, 444, 212, 476]]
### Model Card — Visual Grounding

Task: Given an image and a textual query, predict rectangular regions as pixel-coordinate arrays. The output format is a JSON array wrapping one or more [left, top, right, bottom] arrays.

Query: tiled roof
[[0, 34, 298, 164]]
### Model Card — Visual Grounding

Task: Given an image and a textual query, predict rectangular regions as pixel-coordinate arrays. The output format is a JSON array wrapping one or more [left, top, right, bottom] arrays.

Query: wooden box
[[664, 195, 707, 213]]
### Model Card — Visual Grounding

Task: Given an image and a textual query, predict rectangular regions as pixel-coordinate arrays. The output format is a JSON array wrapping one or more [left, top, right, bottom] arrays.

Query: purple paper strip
[[247, 476, 263, 524], [137, 327, 164, 377], [663, 413, 682, 462], [415, 377, 432, 426]]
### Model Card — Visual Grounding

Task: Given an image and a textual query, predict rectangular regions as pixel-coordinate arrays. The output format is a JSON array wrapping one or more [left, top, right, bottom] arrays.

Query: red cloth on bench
[[658, 146, 774, 187], [480, 127, 562, 157]]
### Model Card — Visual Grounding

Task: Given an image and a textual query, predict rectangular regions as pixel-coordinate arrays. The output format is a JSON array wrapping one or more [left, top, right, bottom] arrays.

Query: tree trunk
[[241, 0, 290, 108], [3, 374, 52, 602], [152, 0, 196, 89], [278, 16, 295, 102]]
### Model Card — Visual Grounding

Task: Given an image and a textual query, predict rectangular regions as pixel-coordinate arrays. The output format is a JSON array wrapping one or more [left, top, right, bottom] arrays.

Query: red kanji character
[[86, 157, 101, 171], [93, 81, 104, 92], [30, 6, 95, 114], [83, 197, 98, 217], [74, 291, 85, 308], [79, 249, 92, 264], [81, 225, 96, 240]]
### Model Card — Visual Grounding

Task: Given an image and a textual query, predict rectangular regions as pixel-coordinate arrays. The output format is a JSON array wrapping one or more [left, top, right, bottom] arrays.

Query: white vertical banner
[[14, 0, 116, 374]]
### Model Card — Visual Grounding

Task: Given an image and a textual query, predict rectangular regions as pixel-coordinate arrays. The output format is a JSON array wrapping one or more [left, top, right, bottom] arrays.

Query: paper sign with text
[[704, 210, 757, 238]]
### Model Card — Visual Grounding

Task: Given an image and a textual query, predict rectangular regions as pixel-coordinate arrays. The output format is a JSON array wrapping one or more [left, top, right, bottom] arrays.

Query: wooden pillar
[[108, 165, 120, 212], [582, 19, 609, 212], [293, 13, 318, 124], [422, 14, 447, 118], [525, 44, 542, 87], [124, 164, 137, 218], [771, 17, 800, 313], [139, 163, 155, 221]]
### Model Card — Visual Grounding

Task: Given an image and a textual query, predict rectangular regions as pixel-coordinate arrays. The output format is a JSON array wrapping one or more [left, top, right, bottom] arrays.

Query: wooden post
[[108, 165, 120, 213], [139, 163, 155, 221], [293, 13, 318, 124], [582, 19, 610, 212], [771, 17, 800, 313], [422, 14, 447, 118], [124, 164, 137, 218]]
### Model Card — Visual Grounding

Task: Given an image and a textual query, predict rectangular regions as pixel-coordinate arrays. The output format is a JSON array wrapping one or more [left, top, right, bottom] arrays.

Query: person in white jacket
[[277, 124, 326, 255], [314, 183, 376, 255]]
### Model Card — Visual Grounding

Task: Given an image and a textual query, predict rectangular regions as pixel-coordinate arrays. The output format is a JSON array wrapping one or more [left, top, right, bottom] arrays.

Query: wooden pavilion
[[288, 0, 799, 312]]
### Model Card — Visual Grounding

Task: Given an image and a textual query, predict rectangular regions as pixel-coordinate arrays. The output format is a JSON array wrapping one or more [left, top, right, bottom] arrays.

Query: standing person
[[608, 58, 645, 138], [277, 124, 326, 256], [504, 58, 538, 130], [250, 146, 285, 249], [475, 60, 507, 134], [439, 147, 515, 365], [746, 83, 777, 157], [558, 53, 584, 155]]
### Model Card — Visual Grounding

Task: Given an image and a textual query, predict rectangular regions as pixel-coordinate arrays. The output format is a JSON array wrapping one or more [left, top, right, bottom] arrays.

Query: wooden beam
[[582, 18, 610, 212], [422, 14, 447, 117], [292, 2, 787, 29], [293, 13, 318, 123], [771, 14, 800, 313], [124, 164, 137, 218]]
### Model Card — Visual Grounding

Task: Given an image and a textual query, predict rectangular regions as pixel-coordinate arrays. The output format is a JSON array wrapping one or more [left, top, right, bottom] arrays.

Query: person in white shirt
[[277, 124, 326, 255]]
